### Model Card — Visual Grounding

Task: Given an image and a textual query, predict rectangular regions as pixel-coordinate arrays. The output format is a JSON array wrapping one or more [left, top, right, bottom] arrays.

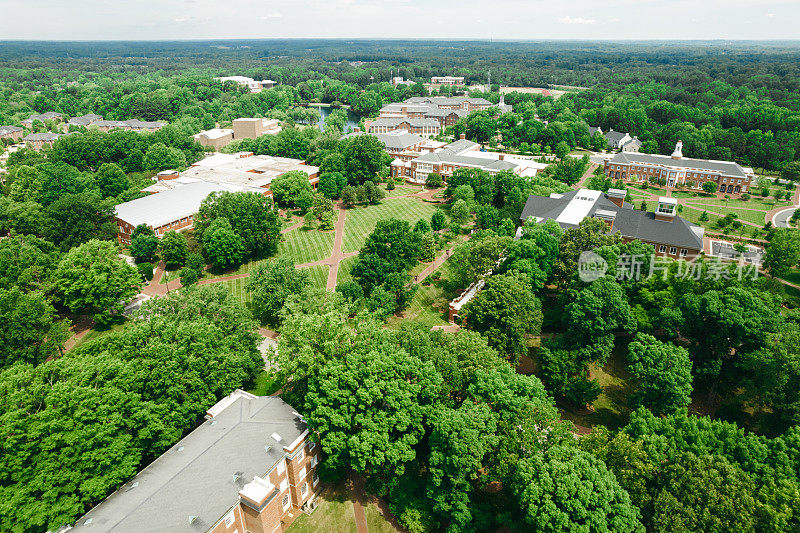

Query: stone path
[[349, 473, 369, 533], [575, 162, 599, 188]]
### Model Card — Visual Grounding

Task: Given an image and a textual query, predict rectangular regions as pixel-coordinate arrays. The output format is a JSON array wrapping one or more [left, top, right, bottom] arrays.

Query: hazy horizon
[[2, 0, 799, 41]]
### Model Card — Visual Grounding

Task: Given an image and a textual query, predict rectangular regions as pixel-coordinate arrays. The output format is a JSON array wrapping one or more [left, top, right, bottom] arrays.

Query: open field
[[387, 258, 460, 329], [288, 481, 400, 533], [218, 264, 329, 306], [342, 197, 440, 253]]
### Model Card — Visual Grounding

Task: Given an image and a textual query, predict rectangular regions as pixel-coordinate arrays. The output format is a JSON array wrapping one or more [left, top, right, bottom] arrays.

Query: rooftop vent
[[189, 515, 198, 525], [271, 432, 282, 443]]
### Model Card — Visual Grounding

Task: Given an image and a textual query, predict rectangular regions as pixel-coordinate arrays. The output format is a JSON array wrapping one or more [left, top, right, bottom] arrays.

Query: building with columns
[[604, 141, 755, 195]]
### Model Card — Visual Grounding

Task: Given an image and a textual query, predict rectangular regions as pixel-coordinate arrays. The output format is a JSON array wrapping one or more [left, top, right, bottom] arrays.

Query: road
[[773, 207, 796, 228]]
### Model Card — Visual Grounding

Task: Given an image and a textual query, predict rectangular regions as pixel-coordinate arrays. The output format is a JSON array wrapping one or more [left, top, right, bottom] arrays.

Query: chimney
[[594, 209, 616, 231], [353, 126, 361, 133], [460, 133, 466, 140], [498, 154, 504, 161], [606, 188, 626, 208]]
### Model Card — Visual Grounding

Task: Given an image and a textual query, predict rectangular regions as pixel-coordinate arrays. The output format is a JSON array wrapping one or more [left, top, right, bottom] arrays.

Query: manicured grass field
[[381, 184, 422, 197], [289, 483, 357, 533], [342, 197, 441, 253], [278, 227, 335, 265], [217, 265, 329, 307], [686, 197, 789, 211], [387, 258, 460, 328], [336, 255, 359, 285]]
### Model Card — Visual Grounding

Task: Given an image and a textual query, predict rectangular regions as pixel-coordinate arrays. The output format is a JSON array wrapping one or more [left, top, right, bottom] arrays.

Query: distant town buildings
[[391, 76, 415, 87], [67, 113, 104, 127], [195, 118, 282, 151], [92, 118, 167, 132], [115, 152, 319, 243], [371, 95, 511, 132], [431, 76, 465, 85], [343, 128, 426, 156], [585, 125, 641, 152], [520, 187, 705, 259], [70, 392, 321, 533], [215, 76, 277, 93], [391, 134, 548, 184], [604, 141, 755, 195]]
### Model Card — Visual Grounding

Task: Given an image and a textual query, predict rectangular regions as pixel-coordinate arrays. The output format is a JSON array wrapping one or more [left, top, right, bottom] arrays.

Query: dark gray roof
[[416, 150, 517, 172], [520, 189, 704, 250], [71, 394, 306, 532], [342, 130, 424, 150], [585, 124, 603, 136], [609, 151, 748, 178], [604, 130, 629, 143]]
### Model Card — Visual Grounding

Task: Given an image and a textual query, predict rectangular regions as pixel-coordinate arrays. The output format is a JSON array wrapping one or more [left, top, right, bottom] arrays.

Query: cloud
[[260, 12, 282, 19], [766, 12, 775, 17], [558, 16, 595, 25]]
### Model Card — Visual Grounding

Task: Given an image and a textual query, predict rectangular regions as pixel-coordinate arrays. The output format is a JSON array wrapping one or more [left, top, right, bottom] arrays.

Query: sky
[[1, 0, 799, 40]]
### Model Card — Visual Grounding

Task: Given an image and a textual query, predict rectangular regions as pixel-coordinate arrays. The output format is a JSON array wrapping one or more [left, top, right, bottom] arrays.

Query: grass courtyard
[[342, 196, 441, 253], [289, 481, 400, 533]]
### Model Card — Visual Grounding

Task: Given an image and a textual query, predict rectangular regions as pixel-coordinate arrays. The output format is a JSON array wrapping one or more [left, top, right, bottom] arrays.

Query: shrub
[[137, 262, 154, 281]]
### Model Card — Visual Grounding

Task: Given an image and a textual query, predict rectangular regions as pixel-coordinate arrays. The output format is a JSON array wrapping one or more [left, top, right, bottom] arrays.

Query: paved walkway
[[349, 473, 369, 533], [575, 162, 599, 188]]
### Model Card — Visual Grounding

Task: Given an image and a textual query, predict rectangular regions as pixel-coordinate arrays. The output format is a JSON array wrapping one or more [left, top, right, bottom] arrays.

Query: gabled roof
[[608, 151, 748, 178], [71, 393, 307, 532], [68, 114, 104, 126], [0, 125, 23, 135], [370, 117, 440, 128], [604, 130, 629, 143], [23, 132, 62, 141], [520, 188, 704, 250]]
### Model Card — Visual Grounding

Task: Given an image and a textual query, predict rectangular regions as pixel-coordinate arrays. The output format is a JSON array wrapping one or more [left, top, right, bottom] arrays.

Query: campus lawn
[[342, 197, 441, 253], [209, 226, 335, 279], [289, 483, 357, 533], [217, 265, 329, 307], [246, 369, 282, 396], [778, 268, 800, 287], [686, 196, 790, 211], [381, 184, 422, 197], [336, 255, 359, 285], [387, 258, 460, 328], [68, 317, 127, 351]]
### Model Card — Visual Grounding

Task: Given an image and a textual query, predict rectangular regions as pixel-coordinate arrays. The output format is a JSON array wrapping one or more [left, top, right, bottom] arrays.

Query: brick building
[[70, 391, 321, 533], [67, 114, 104, 127], [604, 141, 755, 195], [22, 131, 66, 150], [520, 188, 705, 259], [93, 119, 167, 132], [391, 135, 547, 184], [367, 117, 441, 137], [376, 96, 510, 129], [194, 128, 235, 151], [342, 128, 426, 156], [0, 125, 23, 142]]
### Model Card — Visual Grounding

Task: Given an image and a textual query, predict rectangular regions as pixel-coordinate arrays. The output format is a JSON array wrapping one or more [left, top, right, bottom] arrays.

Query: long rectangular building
[[604, 141, 754, 195], [70, 392, 321, 533], [521, 188, 705, 258]]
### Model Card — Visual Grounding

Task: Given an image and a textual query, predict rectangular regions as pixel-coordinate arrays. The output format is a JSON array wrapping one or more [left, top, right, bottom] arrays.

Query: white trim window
[[310, 456, 318, 468], [658, 245, 667, 253], [282, 493, 291, 511], [224, 511, 235, 528], [680, 249, 688, 257], [276, 459, 285, 475], [299, 467, 307, 480], [669, 247, 677, 255], [308, 442, 316, 452], [301, 482, 309, 496], [280, 478, 288, 492], [296, 450, 304, 463], [313, 473, 320, 486]]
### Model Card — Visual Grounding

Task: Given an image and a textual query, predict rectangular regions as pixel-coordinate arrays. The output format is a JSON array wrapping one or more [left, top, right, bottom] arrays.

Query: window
[[277, 459, 285, 475], [658, 245, 666, 253], [308, 442, 316, 452], [680, 249, 688, 257], [282, 494, 290, 510], [296, 450, 304, 463], [301, 482, 309, 496], [313, 473, 320, 486], [280, 479, 288, 492], [299, 467, 307, 479], [310, 456, 318, 468], [224, 511, 235, 527], [669, 247, 677, 255]]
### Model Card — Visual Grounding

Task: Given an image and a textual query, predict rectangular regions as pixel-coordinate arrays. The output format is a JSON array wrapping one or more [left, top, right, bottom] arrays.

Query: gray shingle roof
[[0, 125, 23, 135], [71, 394, 307, 532], [342, 130, 424, 150], [68, 114, 104, 126], [609, 151, 747, 178], [23, 132, 62, 141], [604, 130, 629, 143], [520, 189, 704, 250]]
